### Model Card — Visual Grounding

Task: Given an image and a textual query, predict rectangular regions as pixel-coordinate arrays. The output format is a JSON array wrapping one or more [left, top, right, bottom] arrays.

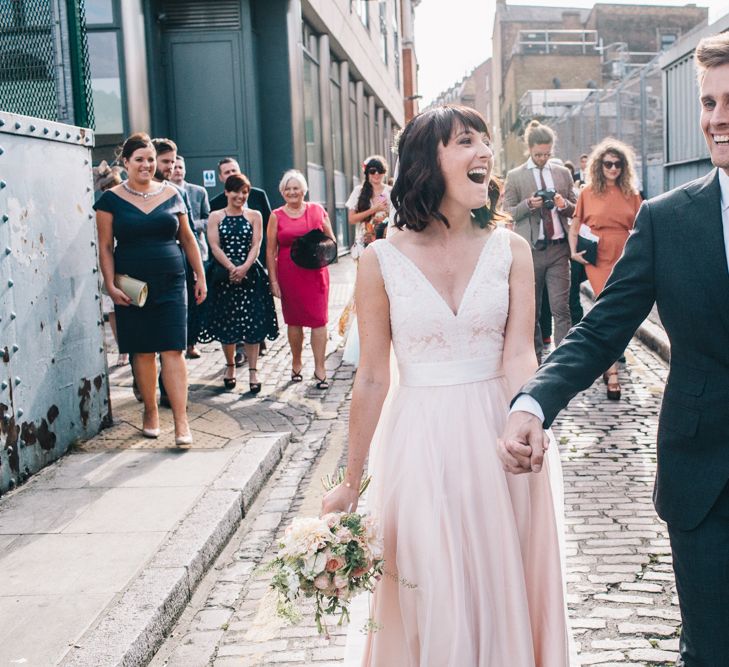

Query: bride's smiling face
[[437, 125, 493, 210]]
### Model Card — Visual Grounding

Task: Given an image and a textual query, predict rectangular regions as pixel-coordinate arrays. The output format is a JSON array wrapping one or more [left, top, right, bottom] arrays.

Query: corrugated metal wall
[[661, 14, 729, 191], [0, 111, 109, 493]]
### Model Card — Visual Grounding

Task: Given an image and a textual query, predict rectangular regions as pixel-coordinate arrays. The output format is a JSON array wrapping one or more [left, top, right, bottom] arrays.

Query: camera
[[534, 189, 556, 210]]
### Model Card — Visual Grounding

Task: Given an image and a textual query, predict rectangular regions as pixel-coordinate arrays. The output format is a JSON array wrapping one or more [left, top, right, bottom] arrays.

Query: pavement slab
[[0, 257, 355, 666]]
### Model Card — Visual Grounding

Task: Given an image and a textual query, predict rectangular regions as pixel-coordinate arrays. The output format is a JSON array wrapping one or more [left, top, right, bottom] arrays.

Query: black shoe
[[224, 363, 237, 389], [234, 351, 245, 368], [248, 368, 261, 395], [313, 374, 329, 390], [159, 394, 171, 408], [259, 340, 267, 357]]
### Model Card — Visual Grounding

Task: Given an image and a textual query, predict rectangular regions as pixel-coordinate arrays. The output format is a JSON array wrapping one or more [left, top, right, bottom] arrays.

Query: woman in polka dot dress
[[199, 173, 279, 393]]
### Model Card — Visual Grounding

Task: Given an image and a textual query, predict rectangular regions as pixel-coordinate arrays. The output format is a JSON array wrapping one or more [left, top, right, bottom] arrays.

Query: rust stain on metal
[[20, 421, 37, 445], [47, 405, 59, 423], [37, 419, 56, 451], [78, 378, 91, 427]]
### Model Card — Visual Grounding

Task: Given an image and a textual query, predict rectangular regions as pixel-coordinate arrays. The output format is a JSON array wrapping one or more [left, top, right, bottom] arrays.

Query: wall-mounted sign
[[203, 170, 216, 188]]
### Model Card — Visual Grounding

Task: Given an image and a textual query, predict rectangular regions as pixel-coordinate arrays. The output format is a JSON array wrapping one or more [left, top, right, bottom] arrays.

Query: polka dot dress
[[198, 213, 279, 345]]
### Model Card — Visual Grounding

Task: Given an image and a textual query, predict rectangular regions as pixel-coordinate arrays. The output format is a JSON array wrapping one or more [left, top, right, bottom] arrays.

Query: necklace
[[122, 180, 166, 200], [284, 203, 305, 217]]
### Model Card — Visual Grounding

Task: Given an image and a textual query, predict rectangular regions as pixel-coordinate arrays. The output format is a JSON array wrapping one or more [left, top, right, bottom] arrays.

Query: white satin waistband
[[398, 357, 505, 387]]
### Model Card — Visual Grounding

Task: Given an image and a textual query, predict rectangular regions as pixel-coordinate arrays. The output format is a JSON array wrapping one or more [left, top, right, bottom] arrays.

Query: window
[[85, 0, 127, 163], [660, 33, 677, 51], [379, 2, 388, 65], [354, 0, 369, 28], [349, 80, 359, 182], [303, 53, 323, 166], [330, 60, 344, 173]]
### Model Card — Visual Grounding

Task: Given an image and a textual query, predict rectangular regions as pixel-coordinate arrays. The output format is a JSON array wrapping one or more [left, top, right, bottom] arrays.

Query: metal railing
[[0, 0, 93, 127]]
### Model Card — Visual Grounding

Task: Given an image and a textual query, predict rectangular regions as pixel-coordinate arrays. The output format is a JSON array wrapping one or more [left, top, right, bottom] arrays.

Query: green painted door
[[162, 30, 247, 192]]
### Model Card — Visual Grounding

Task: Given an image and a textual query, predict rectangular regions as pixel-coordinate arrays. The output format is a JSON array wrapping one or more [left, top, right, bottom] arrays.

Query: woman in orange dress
[[569, 139, 642, 400]]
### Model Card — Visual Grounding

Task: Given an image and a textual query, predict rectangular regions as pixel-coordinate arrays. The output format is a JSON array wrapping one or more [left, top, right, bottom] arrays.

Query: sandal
[[313, 374, 329, 390], [224, 363, 237, 389], [291, 366, 303, 383], [606, 371, 621, 400], [249, 368, 262, 395]]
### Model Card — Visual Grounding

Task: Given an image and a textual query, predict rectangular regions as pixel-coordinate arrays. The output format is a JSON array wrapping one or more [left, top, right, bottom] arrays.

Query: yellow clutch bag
[[113, 274, 148, 307]]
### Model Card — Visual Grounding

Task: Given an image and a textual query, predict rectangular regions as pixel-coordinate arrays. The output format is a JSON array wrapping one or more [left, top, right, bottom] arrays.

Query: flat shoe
[[185, 348, 201, 359], [234, 351, 246, 368]]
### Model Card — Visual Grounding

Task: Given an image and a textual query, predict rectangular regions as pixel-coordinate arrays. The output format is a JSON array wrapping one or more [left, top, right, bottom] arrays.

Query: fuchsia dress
[[274, 202, 330, 327]]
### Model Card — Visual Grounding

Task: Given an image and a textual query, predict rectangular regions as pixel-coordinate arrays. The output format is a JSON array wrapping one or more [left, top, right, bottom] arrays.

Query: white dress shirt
[[512, 167, 729, 424], [526, 157, 564, 241]]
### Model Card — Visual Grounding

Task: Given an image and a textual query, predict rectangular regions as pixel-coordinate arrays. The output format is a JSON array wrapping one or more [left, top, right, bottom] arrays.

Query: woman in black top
[[94, 133, 206, 445], [199, 173, 279, 393]]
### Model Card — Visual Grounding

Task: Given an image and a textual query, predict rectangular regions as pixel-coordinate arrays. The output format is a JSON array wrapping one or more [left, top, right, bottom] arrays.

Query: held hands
[[229, 265, 248, 284], [497, 411, 550, 475], [527, 195, 543, 210]]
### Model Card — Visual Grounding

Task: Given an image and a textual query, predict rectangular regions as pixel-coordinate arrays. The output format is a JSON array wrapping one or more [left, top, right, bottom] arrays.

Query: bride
[[322, 105, 569, 666]]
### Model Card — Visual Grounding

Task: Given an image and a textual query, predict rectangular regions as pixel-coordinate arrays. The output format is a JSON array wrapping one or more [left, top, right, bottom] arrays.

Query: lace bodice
[[371, 227, 512, 373]]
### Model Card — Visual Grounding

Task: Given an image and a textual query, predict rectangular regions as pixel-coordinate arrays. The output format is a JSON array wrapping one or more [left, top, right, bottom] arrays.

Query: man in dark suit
[[210, 157, 272, 261], [504, 121, 577, 360], [210, 157, 273, 363], [501, 32, 729, 666]]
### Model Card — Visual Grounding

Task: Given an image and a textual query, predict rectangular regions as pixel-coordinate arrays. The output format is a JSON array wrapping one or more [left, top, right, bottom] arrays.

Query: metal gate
[[0, 110, 108, 493]]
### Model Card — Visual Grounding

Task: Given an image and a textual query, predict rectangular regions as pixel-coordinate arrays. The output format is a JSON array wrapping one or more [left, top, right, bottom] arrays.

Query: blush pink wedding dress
[[362, 228, 570, 666]]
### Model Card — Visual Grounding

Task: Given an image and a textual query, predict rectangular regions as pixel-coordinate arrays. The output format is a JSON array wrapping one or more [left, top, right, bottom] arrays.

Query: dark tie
[[539, 167, 555, 240]]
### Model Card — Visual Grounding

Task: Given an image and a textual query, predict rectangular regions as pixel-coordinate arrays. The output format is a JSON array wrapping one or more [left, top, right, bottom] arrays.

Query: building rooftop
[[497, 4, 591, 23]]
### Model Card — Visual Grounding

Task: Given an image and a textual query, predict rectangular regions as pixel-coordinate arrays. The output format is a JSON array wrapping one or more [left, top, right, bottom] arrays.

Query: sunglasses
[[602, 159, 623, 170], [366, 167, 386, 175]]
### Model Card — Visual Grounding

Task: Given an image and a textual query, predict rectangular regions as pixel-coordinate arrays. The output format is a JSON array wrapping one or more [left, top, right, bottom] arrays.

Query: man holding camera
[[504, 120, 577, 360]]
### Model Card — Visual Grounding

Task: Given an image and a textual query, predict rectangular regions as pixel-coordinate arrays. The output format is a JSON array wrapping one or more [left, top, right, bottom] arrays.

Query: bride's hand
[[321, 483, 360, 515]]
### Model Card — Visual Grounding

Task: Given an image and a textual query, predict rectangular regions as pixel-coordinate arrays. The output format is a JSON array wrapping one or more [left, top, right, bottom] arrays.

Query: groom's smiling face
[[700, 61, 729, 175]]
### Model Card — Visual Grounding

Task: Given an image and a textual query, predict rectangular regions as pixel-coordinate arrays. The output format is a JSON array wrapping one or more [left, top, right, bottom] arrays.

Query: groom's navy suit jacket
[[520, 169, 729, 531]]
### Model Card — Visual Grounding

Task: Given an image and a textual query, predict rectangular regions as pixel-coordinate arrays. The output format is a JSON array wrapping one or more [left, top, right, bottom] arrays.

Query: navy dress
[[93, 190, 188, 353], [198, 212, 279, 345]]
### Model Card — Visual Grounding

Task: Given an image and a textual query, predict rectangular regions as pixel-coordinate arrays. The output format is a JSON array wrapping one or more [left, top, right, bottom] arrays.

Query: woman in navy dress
[[94, 132, 207, 445], [199, 173, 279, 393]]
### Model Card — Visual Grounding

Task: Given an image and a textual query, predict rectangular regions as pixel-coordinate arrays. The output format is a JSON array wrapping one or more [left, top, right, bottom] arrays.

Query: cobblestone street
[[147, 313, 679, 666]]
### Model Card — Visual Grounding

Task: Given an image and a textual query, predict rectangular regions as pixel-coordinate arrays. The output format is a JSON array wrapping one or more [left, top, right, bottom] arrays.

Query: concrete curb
[[59, 432, 290, 667], [580, 283, 670, 363]]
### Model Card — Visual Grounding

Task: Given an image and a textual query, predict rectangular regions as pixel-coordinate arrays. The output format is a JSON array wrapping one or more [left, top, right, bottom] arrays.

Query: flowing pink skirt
[[363, 375, 569, 667]]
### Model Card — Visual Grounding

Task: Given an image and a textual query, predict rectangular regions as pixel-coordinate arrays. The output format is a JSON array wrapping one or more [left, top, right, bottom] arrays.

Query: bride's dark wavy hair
[[391, 105, 504, 231]]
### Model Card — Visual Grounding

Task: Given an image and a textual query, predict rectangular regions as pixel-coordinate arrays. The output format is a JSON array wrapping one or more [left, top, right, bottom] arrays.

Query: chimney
[[562, 10, 582, 29]]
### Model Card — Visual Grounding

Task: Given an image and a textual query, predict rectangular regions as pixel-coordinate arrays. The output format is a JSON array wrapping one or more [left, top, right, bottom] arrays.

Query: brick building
[[426, 58, 493, 127], [491, 1, 708, 171]]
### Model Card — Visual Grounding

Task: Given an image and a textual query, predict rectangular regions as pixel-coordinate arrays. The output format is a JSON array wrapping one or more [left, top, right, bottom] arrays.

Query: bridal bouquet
[[267, 479, 383, 635]]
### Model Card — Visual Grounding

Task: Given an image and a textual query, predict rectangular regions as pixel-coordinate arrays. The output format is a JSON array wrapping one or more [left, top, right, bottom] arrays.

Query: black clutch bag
[[290, 229, 337, 269], [576, 224, 599, 265], [206, 259, 230, 286]]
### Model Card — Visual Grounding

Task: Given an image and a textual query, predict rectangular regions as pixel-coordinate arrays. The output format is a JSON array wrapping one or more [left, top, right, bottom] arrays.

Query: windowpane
[[85, 0, 114, 25], [303, 54, 323, 165], [87, 31, 123, 136], [330, 80, 344, 172]]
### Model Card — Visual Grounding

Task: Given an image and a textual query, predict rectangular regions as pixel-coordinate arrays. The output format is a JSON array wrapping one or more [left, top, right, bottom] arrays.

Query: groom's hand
[[499, 411, 549, 474]]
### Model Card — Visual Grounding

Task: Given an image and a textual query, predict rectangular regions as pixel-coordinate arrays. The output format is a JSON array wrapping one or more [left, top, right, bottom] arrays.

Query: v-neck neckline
[[386, 229, 498, 318], [108, 189, 179, 216]]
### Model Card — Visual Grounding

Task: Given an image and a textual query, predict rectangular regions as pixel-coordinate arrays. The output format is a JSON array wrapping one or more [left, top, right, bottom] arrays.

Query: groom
[[501, 32, 729, 667]]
